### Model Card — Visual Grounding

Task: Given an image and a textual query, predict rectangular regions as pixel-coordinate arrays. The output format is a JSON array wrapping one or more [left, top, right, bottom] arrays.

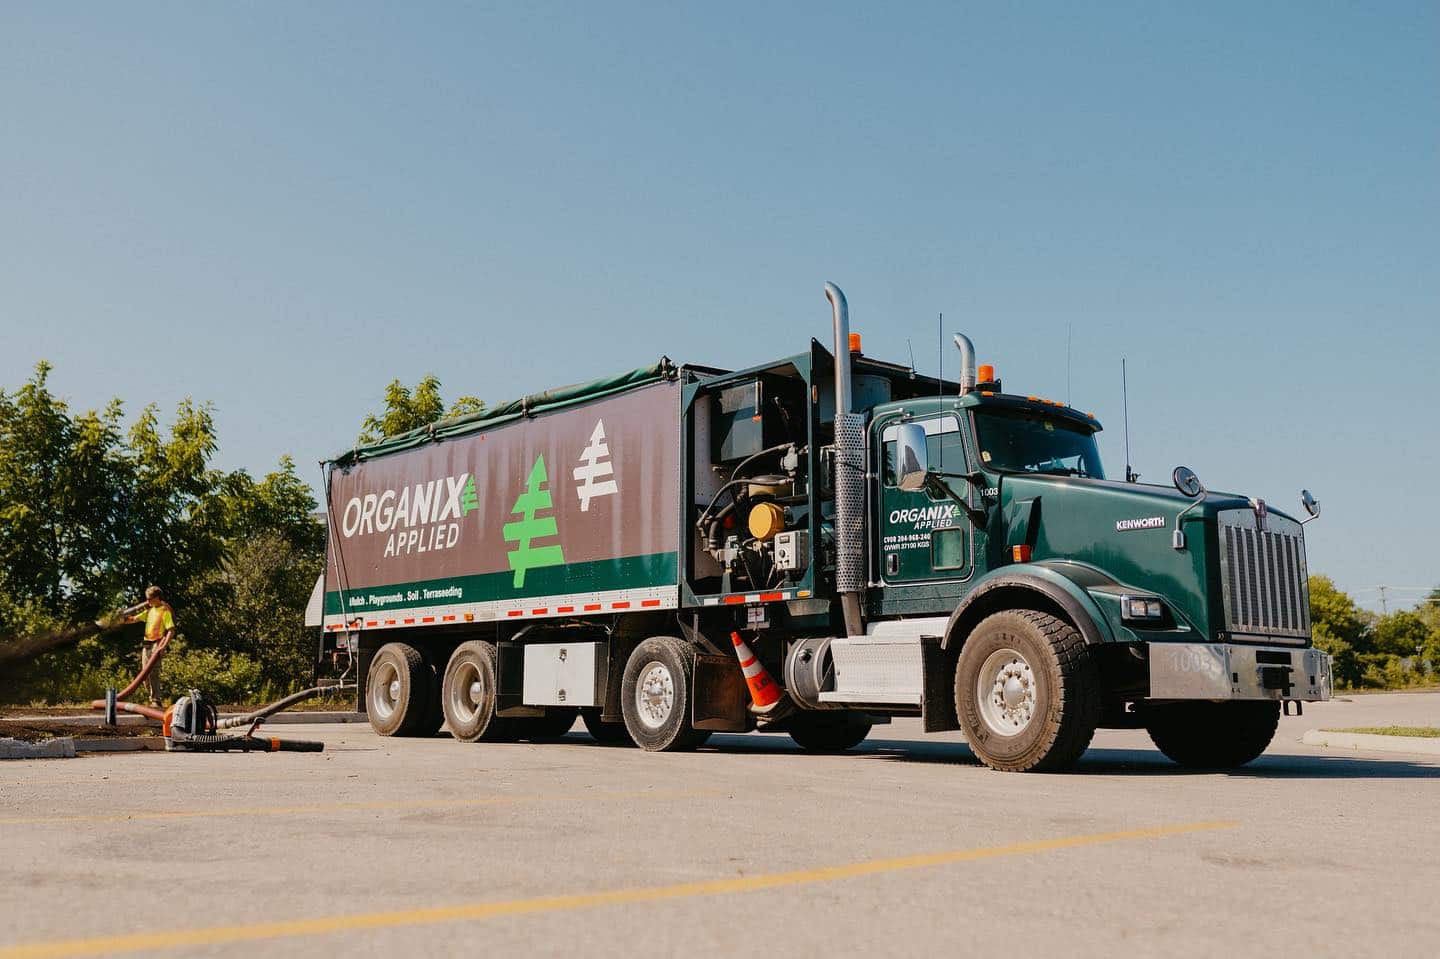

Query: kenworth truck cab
[[314, 282, 1331, 772]]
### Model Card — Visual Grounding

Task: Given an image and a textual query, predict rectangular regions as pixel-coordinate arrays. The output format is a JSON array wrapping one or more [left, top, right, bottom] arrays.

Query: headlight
[[1122, 595, 1165, 621]]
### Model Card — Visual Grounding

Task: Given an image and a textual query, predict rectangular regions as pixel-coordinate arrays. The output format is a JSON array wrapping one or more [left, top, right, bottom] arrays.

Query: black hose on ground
[[215, 683, 357, 729]]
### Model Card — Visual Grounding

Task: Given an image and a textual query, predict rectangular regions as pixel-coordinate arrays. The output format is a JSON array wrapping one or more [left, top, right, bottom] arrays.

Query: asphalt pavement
[[2, 692, 1437, 958]]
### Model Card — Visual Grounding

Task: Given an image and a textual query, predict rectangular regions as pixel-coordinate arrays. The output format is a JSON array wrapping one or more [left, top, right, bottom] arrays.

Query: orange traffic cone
[[731, 631, 783, 711]]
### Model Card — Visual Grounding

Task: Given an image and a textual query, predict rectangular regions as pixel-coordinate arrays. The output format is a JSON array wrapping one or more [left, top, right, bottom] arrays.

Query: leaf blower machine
[[163, 688, 324, 753]]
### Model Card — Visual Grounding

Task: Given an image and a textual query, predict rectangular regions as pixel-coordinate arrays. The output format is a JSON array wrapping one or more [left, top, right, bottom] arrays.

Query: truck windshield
[[973, 407, 1104, 478]]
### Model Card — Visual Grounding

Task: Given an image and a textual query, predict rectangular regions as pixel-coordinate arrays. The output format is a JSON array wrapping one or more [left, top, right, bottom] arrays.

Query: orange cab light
[[848, 332, 862, 354], [1012, 545, 1032, 562], [1026, 395, 1040, 402], [977, 364, 995, 383], [980, 391, 995, 397]]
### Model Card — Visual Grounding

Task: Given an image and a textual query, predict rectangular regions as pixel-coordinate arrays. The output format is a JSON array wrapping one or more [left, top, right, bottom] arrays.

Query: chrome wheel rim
[[976, 647, 1037, 736], [370, 660, 401, 722], [448, 660, 486, 725], [634, 661, 675, 730]]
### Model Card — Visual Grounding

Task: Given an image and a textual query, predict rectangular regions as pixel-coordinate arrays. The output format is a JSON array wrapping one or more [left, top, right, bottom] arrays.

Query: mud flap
[[921, 636, 959, 732], [692, 652, 751, 732]]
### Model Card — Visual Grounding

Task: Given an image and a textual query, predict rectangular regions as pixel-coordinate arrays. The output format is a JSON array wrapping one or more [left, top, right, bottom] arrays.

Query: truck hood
[[994, 474, 1273, 638]]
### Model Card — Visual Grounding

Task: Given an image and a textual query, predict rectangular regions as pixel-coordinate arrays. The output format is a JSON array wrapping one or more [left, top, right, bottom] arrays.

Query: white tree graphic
[[573, 419, 619, 512]]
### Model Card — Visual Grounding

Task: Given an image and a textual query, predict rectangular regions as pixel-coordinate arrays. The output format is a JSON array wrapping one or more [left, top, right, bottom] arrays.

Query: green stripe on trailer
[[324, 551, 678, 617]]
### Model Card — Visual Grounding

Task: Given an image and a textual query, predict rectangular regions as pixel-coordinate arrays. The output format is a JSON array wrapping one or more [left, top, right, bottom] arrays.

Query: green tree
[[358, 375, 485, 443], [186, 458, 325, 695], [1418, 586, 1440, 653], [1309, 576, 1369, 688], [0, 363, 131, 617], [1371, 610, 1430, 658], [0, 363, 324, 704]]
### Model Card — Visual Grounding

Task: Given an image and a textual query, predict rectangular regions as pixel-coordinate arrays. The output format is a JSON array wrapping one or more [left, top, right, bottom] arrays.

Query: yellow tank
[[747, 501, 785, 541]]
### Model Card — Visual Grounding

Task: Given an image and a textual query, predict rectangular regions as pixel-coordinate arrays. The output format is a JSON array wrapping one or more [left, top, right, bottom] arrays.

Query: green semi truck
[[309, 282, 1331, 771]]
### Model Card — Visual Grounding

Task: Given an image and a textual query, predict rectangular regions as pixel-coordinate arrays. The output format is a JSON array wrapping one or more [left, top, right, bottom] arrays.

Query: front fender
[[942, 563, 1118, 650]]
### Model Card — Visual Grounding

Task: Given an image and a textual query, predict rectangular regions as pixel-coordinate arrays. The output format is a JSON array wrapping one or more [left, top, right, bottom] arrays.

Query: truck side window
[[932, 527, 966, 569]]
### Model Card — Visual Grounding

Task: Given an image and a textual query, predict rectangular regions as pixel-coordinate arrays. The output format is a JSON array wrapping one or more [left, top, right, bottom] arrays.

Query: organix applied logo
[[339, 473, 479, 559]]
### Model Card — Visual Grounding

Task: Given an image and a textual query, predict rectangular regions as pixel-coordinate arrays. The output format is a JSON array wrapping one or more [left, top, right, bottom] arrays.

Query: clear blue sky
[[3, 2, 1436, 611]]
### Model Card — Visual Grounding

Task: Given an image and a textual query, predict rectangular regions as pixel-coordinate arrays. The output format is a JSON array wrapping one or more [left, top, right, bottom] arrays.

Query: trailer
[[310, 283, 1332, 771]]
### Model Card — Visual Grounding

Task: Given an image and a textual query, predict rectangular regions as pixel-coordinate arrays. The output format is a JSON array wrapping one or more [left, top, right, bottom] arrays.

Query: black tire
[[366, 642, 434, 737], [620, 636, 712, 752], [955, 610, 1100, 772], [440, 641, 518, 743], [1145, 700, 1281, 769], [581, 708, 634, 746], [513, 707, 580, 742], [787, 711, 873, 753]]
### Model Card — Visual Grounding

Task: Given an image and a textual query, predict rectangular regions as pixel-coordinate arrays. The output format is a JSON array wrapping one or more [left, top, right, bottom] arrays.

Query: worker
[[127, 585, 175, 707]]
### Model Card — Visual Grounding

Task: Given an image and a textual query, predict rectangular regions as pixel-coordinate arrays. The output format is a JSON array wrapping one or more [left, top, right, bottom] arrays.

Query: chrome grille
[[1217, 509, 1310, 641]]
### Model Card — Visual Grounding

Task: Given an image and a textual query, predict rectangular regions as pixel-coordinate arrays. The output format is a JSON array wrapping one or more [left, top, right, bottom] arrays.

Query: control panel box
[[774, 530, 810, 572]]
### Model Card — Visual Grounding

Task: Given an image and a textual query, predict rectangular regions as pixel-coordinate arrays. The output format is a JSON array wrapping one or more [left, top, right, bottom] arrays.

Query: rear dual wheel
[[620, 637, 711, 752], [442, 642, 580, 743], [581, 708, 634, 746], [441, 641, 515, 742], [367, 643, 436, 737]]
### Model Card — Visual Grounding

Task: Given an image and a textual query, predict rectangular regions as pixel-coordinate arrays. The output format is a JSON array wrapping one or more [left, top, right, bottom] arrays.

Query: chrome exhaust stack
[[952, 333, 977, 395], [825, 282, 865, 638]]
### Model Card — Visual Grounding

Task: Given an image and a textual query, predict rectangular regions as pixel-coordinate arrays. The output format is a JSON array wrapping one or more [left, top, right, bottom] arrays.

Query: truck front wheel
[[955, 610, 1100, 772], [620, 637, 712, 752], [367, 642, 435, 737], [1144, 700, 1280, 769], [441, 641, 516, 743]]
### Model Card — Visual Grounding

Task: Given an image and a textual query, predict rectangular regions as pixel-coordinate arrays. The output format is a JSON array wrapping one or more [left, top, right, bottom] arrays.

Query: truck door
[[875, 414, 975, 585]]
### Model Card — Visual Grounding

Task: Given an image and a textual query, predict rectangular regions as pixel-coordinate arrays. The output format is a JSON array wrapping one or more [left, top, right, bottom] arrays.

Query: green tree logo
[[502, 455, 565, 587], [461, 474, 479, 515]]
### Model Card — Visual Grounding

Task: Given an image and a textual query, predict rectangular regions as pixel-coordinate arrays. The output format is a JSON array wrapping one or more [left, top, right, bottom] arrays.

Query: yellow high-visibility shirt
[[132, 604, 175, 641]]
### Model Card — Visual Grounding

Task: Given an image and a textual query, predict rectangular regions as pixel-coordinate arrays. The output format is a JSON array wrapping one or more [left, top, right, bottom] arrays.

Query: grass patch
[[1324, 726, 1440, 738]]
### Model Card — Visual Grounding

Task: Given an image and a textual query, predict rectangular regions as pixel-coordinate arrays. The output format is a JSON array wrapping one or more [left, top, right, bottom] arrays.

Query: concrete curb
[[0, 715, 156, 728], [1302, 729, 1440, 757], [0, 737, 76, 759], [73, 738, 167, 752]]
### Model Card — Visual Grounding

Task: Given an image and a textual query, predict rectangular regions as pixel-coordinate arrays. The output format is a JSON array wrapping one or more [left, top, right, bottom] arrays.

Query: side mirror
[[1171, 466, 1208, 550], [1300, 489, 1320, 524], [1172, 466, 1204, 498], [895, 423, 929, 493]]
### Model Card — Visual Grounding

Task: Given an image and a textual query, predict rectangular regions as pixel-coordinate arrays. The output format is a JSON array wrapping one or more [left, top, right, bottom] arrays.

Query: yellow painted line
[[0, 820, 1237, 959], [0, 789, 718, 826]]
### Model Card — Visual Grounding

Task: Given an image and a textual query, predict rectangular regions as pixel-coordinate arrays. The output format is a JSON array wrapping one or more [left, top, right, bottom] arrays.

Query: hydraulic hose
[[216, 683, 355, 729], [87, 699, 166, 722], [112, 631, 172, 702], [88, 629, 173, 721]]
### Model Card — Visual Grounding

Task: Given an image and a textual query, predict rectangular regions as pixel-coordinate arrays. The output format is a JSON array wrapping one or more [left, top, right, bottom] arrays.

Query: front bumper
[[1147, 642, 1333, 702]]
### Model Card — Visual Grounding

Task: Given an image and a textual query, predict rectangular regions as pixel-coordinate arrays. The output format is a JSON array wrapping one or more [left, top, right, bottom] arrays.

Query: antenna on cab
[[1123, 357, 1138, 483]]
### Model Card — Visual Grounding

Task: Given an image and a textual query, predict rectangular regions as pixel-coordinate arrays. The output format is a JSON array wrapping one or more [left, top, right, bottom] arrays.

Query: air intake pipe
[[952, 333, 977, 395], [825, 282, 865, 638]]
